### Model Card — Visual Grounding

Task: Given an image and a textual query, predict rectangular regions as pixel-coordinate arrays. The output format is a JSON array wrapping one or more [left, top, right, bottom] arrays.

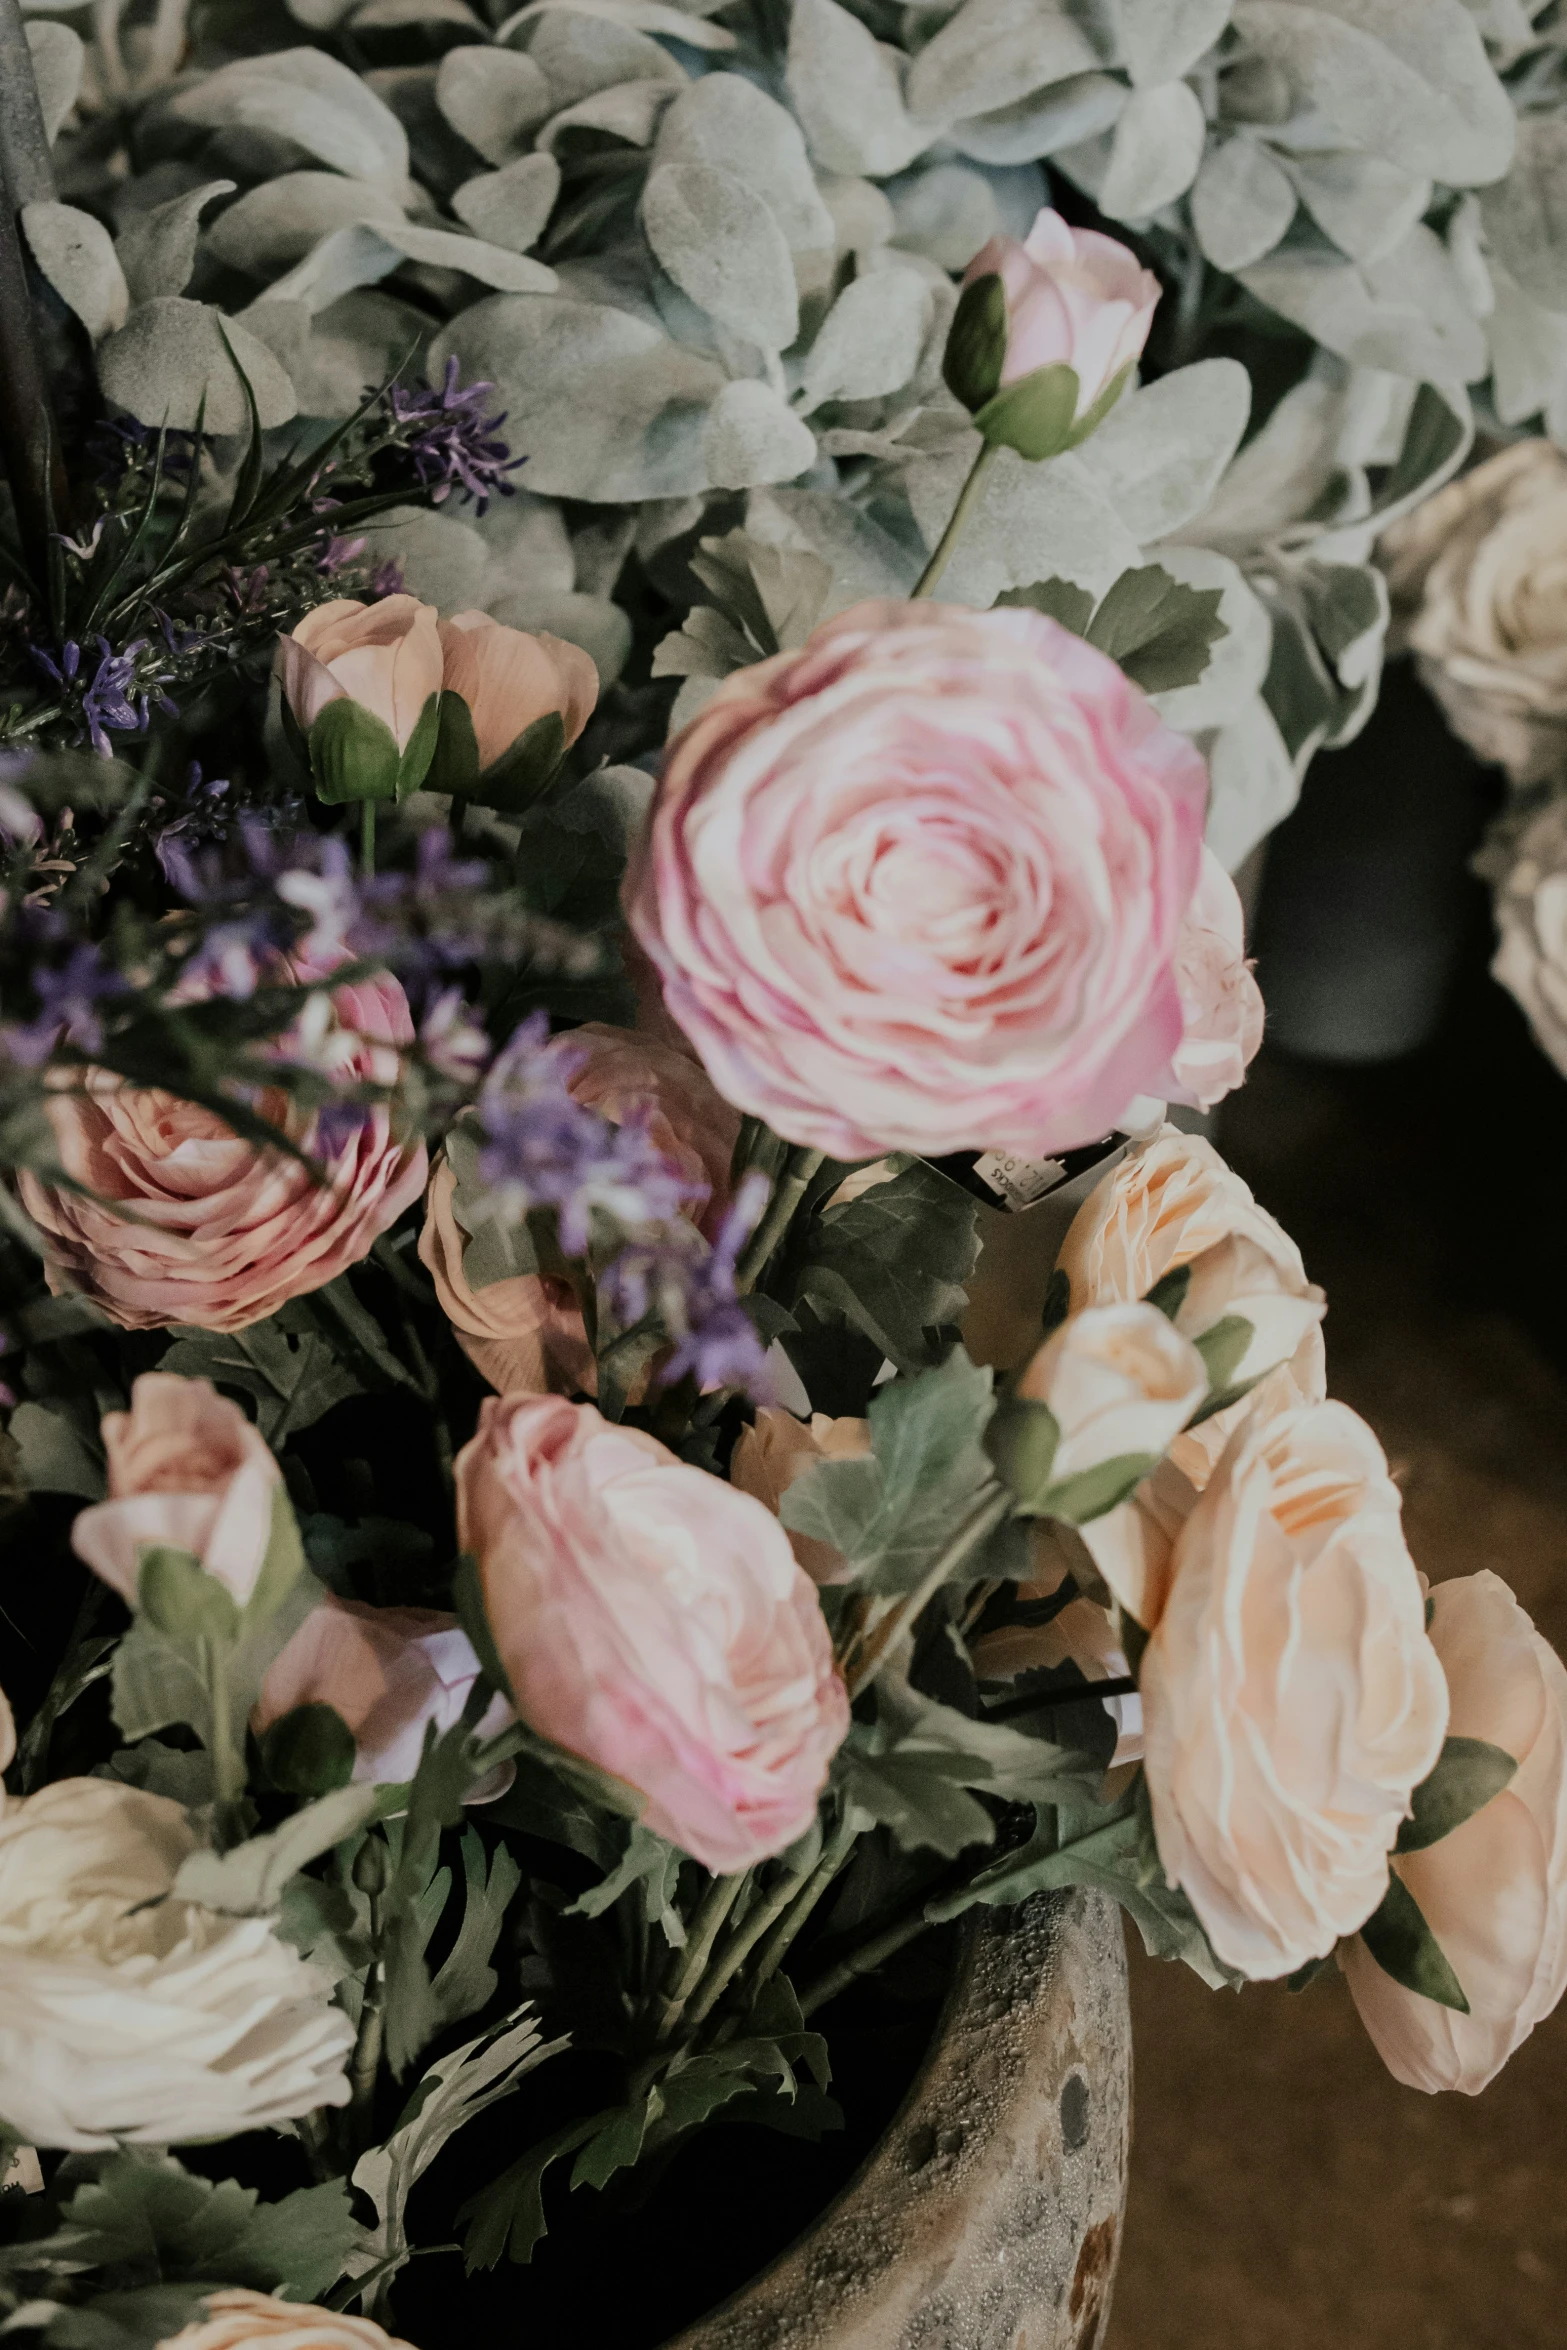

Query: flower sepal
[[425, 692, 569, 815], [305, 689, 441, 807], [972, 359, 1134, 463]]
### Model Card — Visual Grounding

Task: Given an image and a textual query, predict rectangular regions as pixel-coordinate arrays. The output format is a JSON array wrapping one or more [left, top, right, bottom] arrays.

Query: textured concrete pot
[[663, 1888, 1131, 2350]]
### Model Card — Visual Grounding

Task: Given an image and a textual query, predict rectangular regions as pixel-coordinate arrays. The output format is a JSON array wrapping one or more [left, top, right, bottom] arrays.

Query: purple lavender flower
[[420, 986, 490, 1082], [320, 533, 369, 575], [367, 557, 405, 600], [604, 1172, 775, 1402], [5, 940, 129, 1063], [388, 360, 523, 515], [77, 639, 176, 757]]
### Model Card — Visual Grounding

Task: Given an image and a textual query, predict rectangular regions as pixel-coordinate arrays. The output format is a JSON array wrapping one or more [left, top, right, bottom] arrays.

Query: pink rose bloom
[[255, 1596, 514, 1792], [963, 207, 1160, 405], [278, 597, 443, 749], [71, 1374, 280, 1607], [625, 600, 1207, 1161], [1162, 848, 1264, 1113], [455, 1395, 848, 1870], [1342, 1571, 1567, 2094], [18, 969, 428, 1333]]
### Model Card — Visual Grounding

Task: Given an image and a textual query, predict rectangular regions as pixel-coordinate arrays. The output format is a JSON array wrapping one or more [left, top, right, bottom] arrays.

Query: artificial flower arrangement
[[0, 28, 1565, 2343]]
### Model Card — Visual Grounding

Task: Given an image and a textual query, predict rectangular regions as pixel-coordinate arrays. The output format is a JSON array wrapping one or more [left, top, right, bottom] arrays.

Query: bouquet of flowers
[[1, 11, 1566, 2347]]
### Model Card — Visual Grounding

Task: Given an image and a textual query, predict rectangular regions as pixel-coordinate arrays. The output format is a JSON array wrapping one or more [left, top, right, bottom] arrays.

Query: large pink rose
[[71, 1374, 279, 1607], [962, 207, 1160, 406], [17, 970, 427, 1332], [455, 1394, 848, 1870], [1342, 1571, 1567, 2093], [625, 601, 1208, 1160]]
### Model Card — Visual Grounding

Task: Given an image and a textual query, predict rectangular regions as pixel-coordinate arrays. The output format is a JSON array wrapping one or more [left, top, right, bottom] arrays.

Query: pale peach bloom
[[1142, 1398, 1448, 1979], [1170, 1231, 1326, 1395], [1016, 1301, 1207, 1482], [155, 2289, 412, 2350], [1059, 1125, 1312, 1317], [70, 1375, 280, 1609], [419, 1150, 597, 1399], [278, 596, 443, 749], [1164, 848, 1264, 1114], [730, 1408, 872, 1584], [438, 610, 597, 773], [255, 1595, 513, 1790], [456, 1395, 848, 1871], [1342, 1571, 1567, 2094], [17, 971, 427, 1334], [962, 207, 1159, 405]]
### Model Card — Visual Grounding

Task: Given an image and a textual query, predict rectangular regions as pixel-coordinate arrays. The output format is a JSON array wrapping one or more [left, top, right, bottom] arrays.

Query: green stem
[[347, 1920, 386, 2152], [797, 1899, 938, 2020], [745, 1819, 859, 1994], [360, 798, 377, 878], [682, 1835, 844, 2033], [844, 1485, 1012, 1699], [205, 1637, 245, 1835], [653, 1871, 747, 2043], [735, 1147, 825, 1293], [912, 440, 1000, 599]]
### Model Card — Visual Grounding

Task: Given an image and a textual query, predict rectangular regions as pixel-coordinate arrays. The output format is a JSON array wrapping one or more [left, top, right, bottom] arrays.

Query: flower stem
[[735, 1147, 824, 1293], [360, 799, 377, 878], [743, 1818, 859, 1994], [912, 440, 1000, 599], [653, 1871, 747, 2043], [681, 1823, 853, 2032], [797, 1899, 939, 2019]]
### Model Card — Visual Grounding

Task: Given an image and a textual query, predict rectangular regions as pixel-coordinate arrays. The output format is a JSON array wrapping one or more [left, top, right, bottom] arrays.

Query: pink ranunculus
[[70, 1374, 280, 1608], [455, 1394, 849, 1871], [562, 1022, 740, 1243], [255, 1596, 515, 1792], [1162, 848, 1264, 1113], [963, 207, 1160, 405], [625, 600, 1208, 1162], [1341, 1570, 1567, 2094], [17, 969, 428, 1333], [278, 597, 444, 750]]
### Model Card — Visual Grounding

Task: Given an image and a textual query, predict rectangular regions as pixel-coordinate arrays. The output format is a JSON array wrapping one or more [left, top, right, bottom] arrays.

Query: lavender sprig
[[387, 359, 524, 515]]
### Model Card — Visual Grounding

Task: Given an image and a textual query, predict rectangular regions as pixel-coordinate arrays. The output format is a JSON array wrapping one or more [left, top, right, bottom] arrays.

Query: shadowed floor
[[1104, 947, 1567, 2350]]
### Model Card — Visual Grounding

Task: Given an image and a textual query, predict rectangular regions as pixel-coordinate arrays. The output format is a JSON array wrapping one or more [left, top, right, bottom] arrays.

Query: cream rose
[[157, 2289, 412, 2350], [1016, 1301, 1208, 1483], [0, 1778, 351, 2149], [1482, 794, 1567, 1083], [1380, 439, 1567, 789], [1059, 1124, 1312, 1314], [456, 1395, 849, 1871], [729, 1408, 873, 1584], [1142, 1398, 1449, 1979], [255, 1595, 514, 1789], [1341, 1571, 1567, 2094], [70, 1375, 280, 1609]]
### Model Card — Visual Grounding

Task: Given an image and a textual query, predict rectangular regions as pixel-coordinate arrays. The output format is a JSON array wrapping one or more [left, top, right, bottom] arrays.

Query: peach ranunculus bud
[[1168, 1232, 1326, 1398], [1163, 848, 1265, 1116], [1004, 1301, 1208, 1515], [17, 969, 428, 1334], [431, 610, 598, 798], [944, 207, 1160, 460], [255, 1595, 514, 1791], [455, 1394, 849, 1871], [70, 1375, 281, 1609], [1341, 1570, 1567, 2094], [730, 1408, 873, 1584], [155, 2289, 413, 2350], [1142, 1397, 1450, 1980], [277, 596, 444, 806]]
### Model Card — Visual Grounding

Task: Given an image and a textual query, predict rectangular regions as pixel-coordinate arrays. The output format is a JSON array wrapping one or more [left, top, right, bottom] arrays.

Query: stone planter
[[666, 1889, 1131, 2350]]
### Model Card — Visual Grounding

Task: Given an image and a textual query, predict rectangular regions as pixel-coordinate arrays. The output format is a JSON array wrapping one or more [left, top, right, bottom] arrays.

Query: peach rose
[[625, 599, 1207, 1161], [455, 1394, 849, 1870], [1059, 1124, 1312, 1314], [961, 208, 1159, 406], [1142, 1398, 1449, 1979], [1015, 1301, 1207, 1483], [255, 1595, 514, 1789], [729, 1408, 872, 1584], [156, 2289, 412, 2350], [437, 610, 597, 773], [278, 596, 443, 751], [419, 1024, 740, 1398], [1342, 1571, 1567, 2094], [17, 969, 427, 1333], [70, 1375, 279, 1608], [1164, 848, 1264, 1114]]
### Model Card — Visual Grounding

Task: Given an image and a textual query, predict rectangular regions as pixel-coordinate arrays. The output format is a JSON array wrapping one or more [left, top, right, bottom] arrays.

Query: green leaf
[[5, 1398, 106, 1498], [110, 1615, 215, 1748], [973, 361, 1082, 462], [840, 1669, 1103, 1857], [28, 2155, 361, 2305], [788, 1156, 981, 1377], [470, 710, 568, 817], [996, 575, 1096, 636], [564, 1822, 682, 1922], [1396, 1735, 1518, 1854], [307, 697, 402, 806], [1040, 1453, 1162, 1525], [1084, 562, 1229, 695], [1192, 1314, 1254, 1395], [1359, 1871, 1469, 2012], [262, 1702, 356, 1796], [395, 690, 441, 800], [172, 1784, 379, 1914], [430, 1829, 525, 2029], [570, 2100, 651, 2192], [941, 270, 1008, 412], [483, 1751, 626, 1871], [1143, 1263, 1191, 1319], [458, 2111, 607, 2269], [137, 1546, 240, 1646], [41, 2285, 214, 2349], [1063, 360, 1134, 449], [240, 1483, 307, 1633], [158, 1324, 362, 1447]]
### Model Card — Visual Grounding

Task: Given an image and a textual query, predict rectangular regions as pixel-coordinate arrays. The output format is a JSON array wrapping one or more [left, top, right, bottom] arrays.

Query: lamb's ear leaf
[[1359, 1872, 1469, 2012]]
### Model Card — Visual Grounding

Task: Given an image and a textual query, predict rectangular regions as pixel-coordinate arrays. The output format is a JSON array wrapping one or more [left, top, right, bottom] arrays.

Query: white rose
[[0, 1779, 352, 2149], [1017, 1301, 1207, 1483], [1380, 438, 1567, 789], [1142, 1397, 1449, 1979], [1482, 794, 1567, 1082], [156, 2290, 413, 2350], [1341, 1570, 1567, 2093]]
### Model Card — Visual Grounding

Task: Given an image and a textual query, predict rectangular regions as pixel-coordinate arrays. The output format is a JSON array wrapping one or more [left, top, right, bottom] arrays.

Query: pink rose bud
[[70, 1375, 281, 1608], [625, 599, 1206, 1162], [254, 1596, 515, 1793], [455, 1394, 849, 1871], [1342, 1571, 1567, 2094], [276, 596, 444, 805], [945, 207, 1160, 460]]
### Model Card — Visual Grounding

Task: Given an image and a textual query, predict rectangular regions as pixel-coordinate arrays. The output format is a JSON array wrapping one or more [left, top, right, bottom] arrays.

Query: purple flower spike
[[387, 359, 524, 515]]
